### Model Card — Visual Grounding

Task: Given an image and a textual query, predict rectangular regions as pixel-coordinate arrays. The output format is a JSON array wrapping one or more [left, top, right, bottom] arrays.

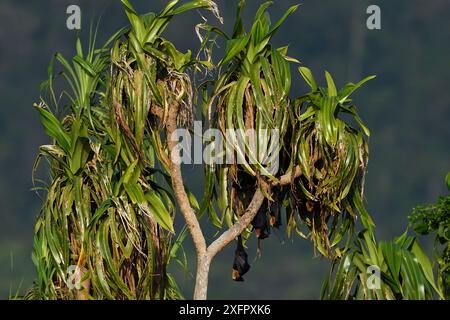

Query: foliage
[[285, 70, 374, 257], [321, 227, 444, 300], [409, 173, 450, 298], [29, 0, 219, 300], [199, 1, 298, 236], [196, 2, 374, 276], [322, 174, 450, 300]]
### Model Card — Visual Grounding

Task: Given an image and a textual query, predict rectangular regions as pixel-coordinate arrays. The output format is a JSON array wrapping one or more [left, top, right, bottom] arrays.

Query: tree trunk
[[191, 168, 301, 300], [193, 254, 211, 300]]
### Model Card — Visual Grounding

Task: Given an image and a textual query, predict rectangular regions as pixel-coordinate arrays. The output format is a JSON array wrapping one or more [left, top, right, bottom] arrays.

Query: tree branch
[[165, 104, 207, 256], [207, 166, 301, 259]]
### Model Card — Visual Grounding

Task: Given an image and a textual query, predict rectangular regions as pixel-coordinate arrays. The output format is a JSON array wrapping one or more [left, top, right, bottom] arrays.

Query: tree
[[409, 173, 450, 298], [30, 0, 375, 300]]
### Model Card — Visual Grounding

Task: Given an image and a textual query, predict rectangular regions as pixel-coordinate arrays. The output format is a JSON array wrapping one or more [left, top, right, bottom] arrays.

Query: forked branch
[[207, 166, 302, 259], [156, 105, 301, 299]]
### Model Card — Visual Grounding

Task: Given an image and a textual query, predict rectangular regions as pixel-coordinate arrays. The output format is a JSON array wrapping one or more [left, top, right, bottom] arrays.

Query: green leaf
[[73, 55, 97, 77], [171, 0, 217, 16], [121, 0, 147, 44], [70, 137, 90, 174], [401, 250, 427, 299], [298, 67, 317, 91], [87, 199, 112, 230], [232, 0, 246, 37], [145, 191, 175, 233], [411, 239, 444, 298], [254, 2, 274, 21], [159, 0, 180, 16], [271, 48, 291, 99], [34, 103, 71, 153], [339, 75, 376, 104], [380, 241, 401, 280], [220, 35, 250, 66], [351, 190, 375, 231], [124, 182, 146, 204], [113, 159, 139, 196], [160, 40, 192, 71], [325, 71, 337, 97], [185, 187, 200, 211], [265, 4, 299, 41], [317, 97, 339, 146]]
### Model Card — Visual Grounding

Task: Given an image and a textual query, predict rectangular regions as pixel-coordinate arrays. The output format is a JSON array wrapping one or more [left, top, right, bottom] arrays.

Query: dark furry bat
[[232, 236, 251, 281]]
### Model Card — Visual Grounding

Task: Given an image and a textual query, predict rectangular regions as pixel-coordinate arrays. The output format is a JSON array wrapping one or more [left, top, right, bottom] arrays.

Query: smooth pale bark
[[166, 105, 207, 257], [193, 255, 212, 300]]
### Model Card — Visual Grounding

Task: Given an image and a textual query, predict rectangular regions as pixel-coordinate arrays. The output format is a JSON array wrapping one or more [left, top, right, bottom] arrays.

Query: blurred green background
[[0, 0, 449, 299]]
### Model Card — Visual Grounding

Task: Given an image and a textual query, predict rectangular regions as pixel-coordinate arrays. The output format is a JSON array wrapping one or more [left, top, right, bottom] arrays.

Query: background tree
[[409, 174, 450, 298]]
